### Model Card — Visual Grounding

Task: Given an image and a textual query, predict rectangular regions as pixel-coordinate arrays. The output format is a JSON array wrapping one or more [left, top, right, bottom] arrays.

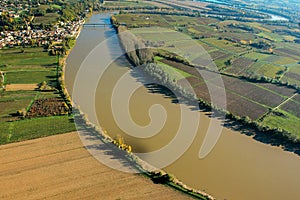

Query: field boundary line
[[274, 93, 298, 110]]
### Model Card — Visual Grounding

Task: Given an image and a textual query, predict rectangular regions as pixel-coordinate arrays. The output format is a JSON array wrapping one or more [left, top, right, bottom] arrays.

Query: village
[[0, 0, 86, 49], [0, 20, 84, 49]]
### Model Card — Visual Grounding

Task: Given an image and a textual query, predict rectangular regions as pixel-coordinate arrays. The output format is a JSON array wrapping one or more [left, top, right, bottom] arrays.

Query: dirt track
[[0, 132, 193, 200]]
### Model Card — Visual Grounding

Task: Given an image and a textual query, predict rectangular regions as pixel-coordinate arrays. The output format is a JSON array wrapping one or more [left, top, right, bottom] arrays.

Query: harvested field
[[161, 56, 298, 121], [194, 83, 225, 106], [292, 94, 300, 103], [197, 41, 216, 51], [177, 76, 204, 88], [193, 82, 267, 119], [214, 53, 232, 61], [192, 56, 213, 67], [275, 48, 300, 57], [0, 132, 193, 200], [258, 83, 296, 97], [164, 58, 286, 109], [284, 71, 300, 81], [226, 92, 268, 120], [232, 57, 254, 70], [5, 84, 38, 91], [281, 100, 300, 118], [218, 76, 285, 108], [209, 50, 227, 60]]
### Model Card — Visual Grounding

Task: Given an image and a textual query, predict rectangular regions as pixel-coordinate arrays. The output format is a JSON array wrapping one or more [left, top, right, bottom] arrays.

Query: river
[[65, 13, 300, 200]]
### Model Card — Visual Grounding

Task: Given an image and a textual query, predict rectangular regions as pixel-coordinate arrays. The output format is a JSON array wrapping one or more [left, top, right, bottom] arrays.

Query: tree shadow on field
[[223, 118, 300, 156], [73, 112, 146, 173], [42, 63, 57, 67]]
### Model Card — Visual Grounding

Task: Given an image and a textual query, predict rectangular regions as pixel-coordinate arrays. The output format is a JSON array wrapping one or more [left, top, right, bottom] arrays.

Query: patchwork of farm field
[[202, 38, 248, 54], [132, 27, 210, 62], [222, 51, 299, 80], [225, 57, 254, 75], [118, 11, 300, 136], [0, 47, 75, 145], [116, 13, 300, 89], [274, 46, 300, 61], [281, 64, 300, 86], [257, 32, 283, 42], [244, 62, 285, 79], [159, 59, 299, 135]]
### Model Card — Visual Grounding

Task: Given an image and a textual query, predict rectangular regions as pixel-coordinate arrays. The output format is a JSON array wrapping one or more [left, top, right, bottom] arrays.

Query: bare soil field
[[0, 132, 193, 200], [226, 57, 254, 75], [293, 94, 300, 103], [281, 100, 300, 118], [5, 84, 38, 91], [258, 83, 296, 97], [193, 82, 268, 119], [177, 77, 204, 88]]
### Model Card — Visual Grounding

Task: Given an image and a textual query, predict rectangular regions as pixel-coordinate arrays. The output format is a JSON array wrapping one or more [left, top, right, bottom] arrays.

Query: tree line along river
[[65, 13, 300, 200]]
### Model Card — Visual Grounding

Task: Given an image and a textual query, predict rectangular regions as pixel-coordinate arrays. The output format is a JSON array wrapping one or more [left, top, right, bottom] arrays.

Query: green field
[[156, 57, 191, 80], [281, 64, 300, 86], [262, 110, 300, 137], [0, 116, 76, 145], [0, 48, 56, 66], [243, 52, 271, 60], [0, 47, 74, 145], [263, 55, 296, 65], [258, 32, 283, 42], [5, 70, 56, 84], [247, 62, 285, 78]]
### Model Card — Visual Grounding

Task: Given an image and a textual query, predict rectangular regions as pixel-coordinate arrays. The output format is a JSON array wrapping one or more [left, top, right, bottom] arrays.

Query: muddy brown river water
[[65, 13, 300, 200]]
